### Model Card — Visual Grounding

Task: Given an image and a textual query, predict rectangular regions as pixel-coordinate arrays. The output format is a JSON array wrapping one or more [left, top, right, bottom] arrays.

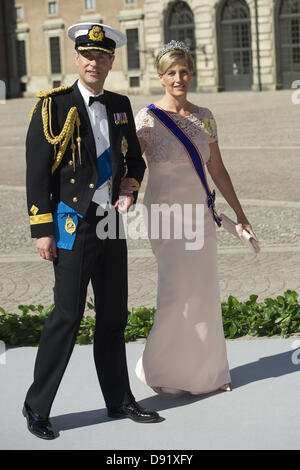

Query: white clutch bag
[[220, 213, 260, 254]]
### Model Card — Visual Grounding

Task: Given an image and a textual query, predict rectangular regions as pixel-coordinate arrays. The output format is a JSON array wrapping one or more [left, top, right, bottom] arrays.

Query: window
[[50, 37, 61, 74], [129, 76, 140, 87], [16, 40, 27, 76], [85, 0, 95, 9], [48, 1, 58, 15], [15, 6, 24, 20], [126, 29, 140, 69]]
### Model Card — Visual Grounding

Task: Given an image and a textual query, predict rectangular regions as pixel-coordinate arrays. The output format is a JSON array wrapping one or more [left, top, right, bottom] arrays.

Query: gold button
[[73, 197, 78, 203], [89, 183, 95, 189], [70, 178, 76, 184], [68, 160, 73, 166]]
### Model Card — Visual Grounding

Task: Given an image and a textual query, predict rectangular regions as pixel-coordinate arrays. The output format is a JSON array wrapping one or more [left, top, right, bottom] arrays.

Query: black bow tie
[[88, 94, 106, 106]]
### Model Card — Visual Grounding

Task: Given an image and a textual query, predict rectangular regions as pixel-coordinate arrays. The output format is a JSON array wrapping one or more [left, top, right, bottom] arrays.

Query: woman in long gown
[[132, 41, 257, 395]]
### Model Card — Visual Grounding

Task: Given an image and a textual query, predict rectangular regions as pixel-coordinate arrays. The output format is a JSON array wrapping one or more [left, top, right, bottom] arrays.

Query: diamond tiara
[[157, 40, 190, 59]]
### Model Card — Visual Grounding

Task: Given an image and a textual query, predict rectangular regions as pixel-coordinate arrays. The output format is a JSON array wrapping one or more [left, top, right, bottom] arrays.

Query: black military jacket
[[26, 81, 146, 238]]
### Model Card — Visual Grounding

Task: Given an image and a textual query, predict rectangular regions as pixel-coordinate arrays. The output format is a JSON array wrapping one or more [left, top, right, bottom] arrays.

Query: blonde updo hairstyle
[[155, 48, 194, 75]]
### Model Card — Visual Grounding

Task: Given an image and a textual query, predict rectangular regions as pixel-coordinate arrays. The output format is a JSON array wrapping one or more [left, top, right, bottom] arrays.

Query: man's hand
[[36, 236, 57, 261]]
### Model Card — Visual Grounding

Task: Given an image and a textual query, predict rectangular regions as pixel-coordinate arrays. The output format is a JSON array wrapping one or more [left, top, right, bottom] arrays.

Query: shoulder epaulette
[[36, 85, 72, 99], [30, 85, 72, 121], [29, 84, 81, 174]]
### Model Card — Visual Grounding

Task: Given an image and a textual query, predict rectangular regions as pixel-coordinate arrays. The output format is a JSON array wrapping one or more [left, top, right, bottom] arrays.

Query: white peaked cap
[[67, 23, 126, 53]]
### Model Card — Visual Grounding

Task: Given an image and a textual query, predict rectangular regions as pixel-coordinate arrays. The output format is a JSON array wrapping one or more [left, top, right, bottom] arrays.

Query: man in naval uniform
[[23, 23, 161, 440]]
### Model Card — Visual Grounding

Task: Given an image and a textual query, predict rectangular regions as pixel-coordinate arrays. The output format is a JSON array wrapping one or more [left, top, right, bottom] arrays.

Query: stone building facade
[[144, 0, 300, 92], [12, 0, 145, 95], [0, 0, 20, 98], [3, 0, 300, 96]]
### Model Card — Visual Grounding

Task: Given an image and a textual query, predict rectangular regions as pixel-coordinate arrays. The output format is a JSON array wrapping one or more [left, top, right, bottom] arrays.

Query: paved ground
[[1, 339, 300, 450], [1, 89, 300, 311], [0, 89, 300, 450]]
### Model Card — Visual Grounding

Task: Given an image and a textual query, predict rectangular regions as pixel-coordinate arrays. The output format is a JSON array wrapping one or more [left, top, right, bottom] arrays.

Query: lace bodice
[[135, 106, 218, 165]]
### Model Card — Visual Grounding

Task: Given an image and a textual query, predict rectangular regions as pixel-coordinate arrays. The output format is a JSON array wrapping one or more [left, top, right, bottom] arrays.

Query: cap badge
[[88, 25, 104, 42]]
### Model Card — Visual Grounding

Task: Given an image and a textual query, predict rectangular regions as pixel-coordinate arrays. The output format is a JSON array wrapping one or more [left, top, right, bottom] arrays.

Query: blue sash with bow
[[53, 201, 83, 250], [147, 104, 222, 227]]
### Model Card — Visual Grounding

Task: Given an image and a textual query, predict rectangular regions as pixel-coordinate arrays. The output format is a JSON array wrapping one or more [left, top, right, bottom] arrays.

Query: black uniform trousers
[[25, 202, 135, 418]]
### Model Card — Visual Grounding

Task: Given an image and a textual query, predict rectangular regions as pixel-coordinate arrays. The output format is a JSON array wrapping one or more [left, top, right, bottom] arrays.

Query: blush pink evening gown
[[134, 106, 231, 394]]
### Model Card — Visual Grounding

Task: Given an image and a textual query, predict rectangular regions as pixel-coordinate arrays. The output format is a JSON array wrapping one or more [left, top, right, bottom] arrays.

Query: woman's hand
[[115, 177, 139, 213], [114, 195, 134, 213], [208, 142, 258, 242], [119, 177, 139, 196], [236, 214, 258, 241]]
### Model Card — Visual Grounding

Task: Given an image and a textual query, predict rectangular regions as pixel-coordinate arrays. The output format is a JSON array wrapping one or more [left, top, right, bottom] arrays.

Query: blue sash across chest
[[96, 147, 112, 188], [147, 104, 222, 227]]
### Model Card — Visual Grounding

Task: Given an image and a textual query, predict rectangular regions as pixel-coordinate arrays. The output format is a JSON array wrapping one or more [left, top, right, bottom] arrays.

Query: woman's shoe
[[160, 387, 183, 394], [152, 386, 184, 394], [219, 383, 232, 392]]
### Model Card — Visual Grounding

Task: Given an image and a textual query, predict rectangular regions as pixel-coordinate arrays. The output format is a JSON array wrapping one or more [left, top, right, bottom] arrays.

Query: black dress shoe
[[22, 402, 55, 440], [107, 401, 162, 423]]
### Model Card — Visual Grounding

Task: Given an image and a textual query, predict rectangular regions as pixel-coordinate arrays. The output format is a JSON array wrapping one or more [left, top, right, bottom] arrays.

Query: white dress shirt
[[77, 79, 111, 207]]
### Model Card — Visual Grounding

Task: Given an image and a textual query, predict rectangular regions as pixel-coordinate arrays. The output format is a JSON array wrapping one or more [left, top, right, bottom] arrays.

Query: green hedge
[[0, 290, 300, 346]]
